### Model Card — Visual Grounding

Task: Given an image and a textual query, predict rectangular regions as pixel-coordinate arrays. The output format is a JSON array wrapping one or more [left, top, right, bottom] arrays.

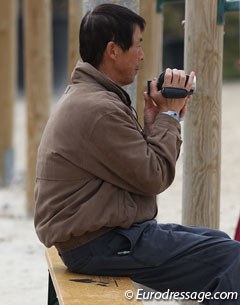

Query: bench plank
[[46, 247, 141, 305]]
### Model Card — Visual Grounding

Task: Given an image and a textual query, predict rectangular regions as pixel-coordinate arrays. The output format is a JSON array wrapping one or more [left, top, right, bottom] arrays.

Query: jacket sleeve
[[87, 108, 182, 196]]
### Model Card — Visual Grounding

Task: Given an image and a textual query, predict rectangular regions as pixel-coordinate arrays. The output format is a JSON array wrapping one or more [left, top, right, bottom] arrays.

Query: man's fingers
[[179, 70, 186, 87], [144, 92, 158, 109], [172, 69, 181, 86], [185, 71, 195, 91], [163, 68, 172, 87], [150, 79, 158, 95]]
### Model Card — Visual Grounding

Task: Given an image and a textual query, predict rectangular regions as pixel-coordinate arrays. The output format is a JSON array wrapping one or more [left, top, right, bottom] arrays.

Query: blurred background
[[0, 1, 239, 305], [15, 0, 240, 94]]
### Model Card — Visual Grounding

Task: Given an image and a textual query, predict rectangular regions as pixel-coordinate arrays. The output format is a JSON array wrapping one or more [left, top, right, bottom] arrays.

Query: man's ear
[[105, 41, 119, 60]]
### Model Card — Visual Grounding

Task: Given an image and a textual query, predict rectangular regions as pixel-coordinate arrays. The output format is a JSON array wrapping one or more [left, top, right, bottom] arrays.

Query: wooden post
[[23, 0, 52, 215], [183, 2, 223, 229], [67, 0, 83, 81], [182, 1, 223, 303], [0, 0, 17, 185], [136, 0, 163, 126]]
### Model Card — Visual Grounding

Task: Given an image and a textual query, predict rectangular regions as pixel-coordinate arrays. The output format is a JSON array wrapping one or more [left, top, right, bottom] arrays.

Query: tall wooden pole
[[182, 0, 224, 235], [0, 0, 17, 186], [182, 3, 223, 303], [67, 0, 83, 81], [136, 0, 163, 127], [23, 0, 52, 215]]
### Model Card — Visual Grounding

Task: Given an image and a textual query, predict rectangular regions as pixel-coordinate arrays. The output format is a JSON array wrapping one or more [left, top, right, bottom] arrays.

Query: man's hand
[[148, 68, 195, 114], [143, 92, 159, 135]]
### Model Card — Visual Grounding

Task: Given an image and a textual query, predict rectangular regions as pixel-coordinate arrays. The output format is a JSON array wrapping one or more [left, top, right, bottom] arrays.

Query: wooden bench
[[46, 247, 141, 305]]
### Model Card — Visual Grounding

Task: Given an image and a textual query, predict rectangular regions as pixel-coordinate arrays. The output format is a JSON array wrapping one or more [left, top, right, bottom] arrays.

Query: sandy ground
[[0, 82, 239, 305]]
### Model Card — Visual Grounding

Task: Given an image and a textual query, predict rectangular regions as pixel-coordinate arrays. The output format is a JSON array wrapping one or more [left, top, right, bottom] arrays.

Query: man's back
[[34, 61, 162, 252]]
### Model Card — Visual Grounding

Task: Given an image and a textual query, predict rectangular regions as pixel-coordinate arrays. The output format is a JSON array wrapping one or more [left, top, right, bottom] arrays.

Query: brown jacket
[[34, 61, 182, 253]]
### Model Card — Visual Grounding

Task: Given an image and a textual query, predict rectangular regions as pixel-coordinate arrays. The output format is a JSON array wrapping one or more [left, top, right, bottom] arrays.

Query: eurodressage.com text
[[124, 288, 238, 303]]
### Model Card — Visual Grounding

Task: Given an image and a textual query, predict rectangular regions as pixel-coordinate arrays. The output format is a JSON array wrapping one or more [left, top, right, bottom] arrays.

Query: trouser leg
[[60, 220, 240, 304]]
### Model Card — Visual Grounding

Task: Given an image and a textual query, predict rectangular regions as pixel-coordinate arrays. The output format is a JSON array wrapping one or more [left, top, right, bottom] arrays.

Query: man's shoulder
[[65, 84, 130, 114]]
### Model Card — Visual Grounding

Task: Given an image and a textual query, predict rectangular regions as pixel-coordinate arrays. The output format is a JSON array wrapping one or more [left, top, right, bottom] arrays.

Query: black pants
[[60, 220, 240, 304]]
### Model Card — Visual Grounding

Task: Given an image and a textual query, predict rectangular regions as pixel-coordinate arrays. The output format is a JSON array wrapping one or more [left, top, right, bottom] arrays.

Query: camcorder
[[147, 71, 196, 99]]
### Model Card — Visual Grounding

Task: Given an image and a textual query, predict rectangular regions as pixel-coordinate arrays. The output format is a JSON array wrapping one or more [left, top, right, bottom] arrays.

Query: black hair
[[79, 3, 145, 68]]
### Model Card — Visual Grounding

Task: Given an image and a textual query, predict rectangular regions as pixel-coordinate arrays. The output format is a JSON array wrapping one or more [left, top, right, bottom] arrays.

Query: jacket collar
[[71, 60, 132, 107]]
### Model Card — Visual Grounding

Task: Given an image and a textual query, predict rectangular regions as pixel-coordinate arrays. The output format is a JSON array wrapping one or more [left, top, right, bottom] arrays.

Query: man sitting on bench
[[34, 3, 240, 304]]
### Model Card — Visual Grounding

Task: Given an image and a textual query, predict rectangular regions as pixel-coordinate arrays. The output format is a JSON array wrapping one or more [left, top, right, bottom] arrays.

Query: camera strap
[[161, 87, 191, 99]]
